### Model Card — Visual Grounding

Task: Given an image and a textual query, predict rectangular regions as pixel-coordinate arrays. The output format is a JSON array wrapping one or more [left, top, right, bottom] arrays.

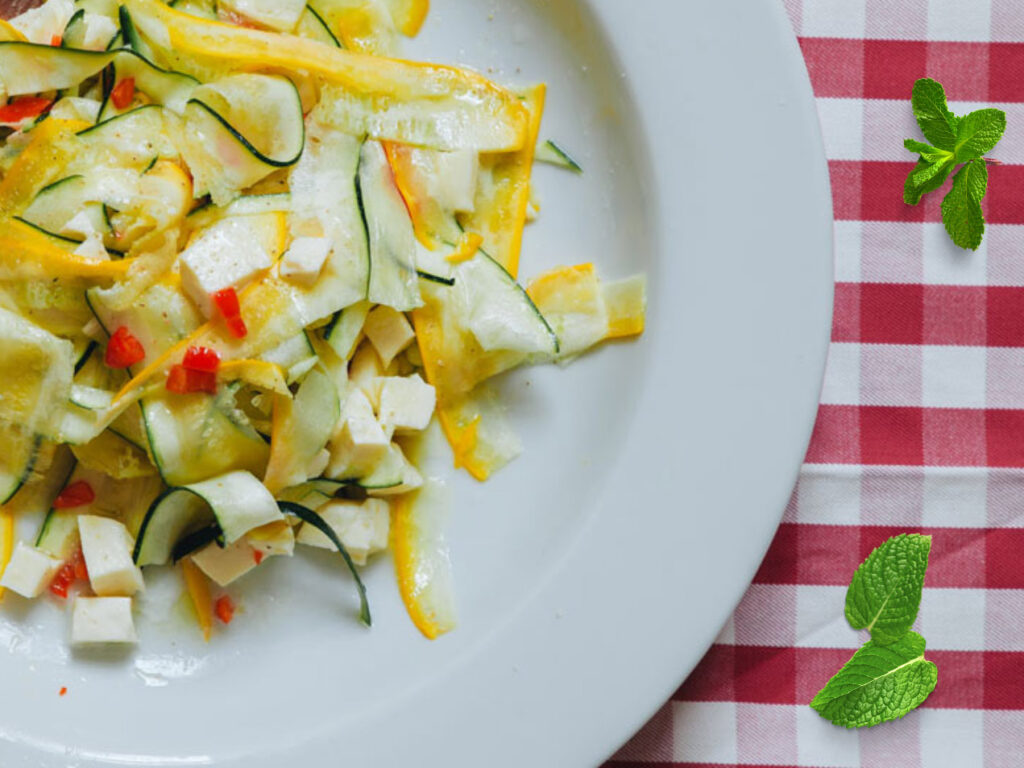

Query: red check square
[[864, 39, 928, 99], [861, 283, 924, 344], [861, 406, 925, 465]]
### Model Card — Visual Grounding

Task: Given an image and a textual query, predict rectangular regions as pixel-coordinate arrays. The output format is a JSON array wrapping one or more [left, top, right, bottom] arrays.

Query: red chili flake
[[253, 550, 264, 565], [166, 365, 218, 395], [53, 480, 95, 509], [59, 687, 67, 697], [0, 96, 52, 124], [50, 34, 61, 46], [182, 346, 221, 373], [105, 326, 146, 369], [110, 77, 135, 110], [214, 595, 235, 625]]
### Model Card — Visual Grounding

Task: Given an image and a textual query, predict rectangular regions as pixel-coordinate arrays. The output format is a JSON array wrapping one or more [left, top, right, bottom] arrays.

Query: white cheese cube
[[0, 542, 63, 598], [296, 498, 390, 565], [71, 596, 137, 645], [62, 211, 97, 239], [78, 516, 145, 597], [73, 232, 109, 262], [279, 236, 331, 287], [179, 219, 272, 316], [191, 540, 259, 587], [341, 387, 377, 423], [363, 306, 415, 368], [328, 417, 389, 479], [348, 344, 385, 409], [378, 374, 436, 433], [81, 12, 117, 50]]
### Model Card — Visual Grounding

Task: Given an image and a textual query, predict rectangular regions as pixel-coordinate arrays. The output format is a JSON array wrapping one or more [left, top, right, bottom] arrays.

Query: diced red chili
[[110, 77, 135, 110], [166, 364, 218, 395], [212, 287, 248, 339], [59, 686, 67, 696], [214, 595, 235, 625], [105, 326, 146, 369], [225, 315, 247, 339], [253, 550, 264, 565], [50, 34, 61, 46], [0, 96, 52, 124], [182, 346, 221, 373], [53, 480, 95, 509], [49, 563, 74, 599]]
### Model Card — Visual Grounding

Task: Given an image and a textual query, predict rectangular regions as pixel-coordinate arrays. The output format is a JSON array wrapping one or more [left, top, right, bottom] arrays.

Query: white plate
[[0, 1, 832, 765]]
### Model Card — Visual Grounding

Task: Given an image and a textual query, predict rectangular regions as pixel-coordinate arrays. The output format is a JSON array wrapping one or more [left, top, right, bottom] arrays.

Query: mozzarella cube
[[179, 219, 272, 316], [81, 12, 117, 50], [191, 540, 259, 587], [0, 542, 63, 598], [378, 375, 436, 433], [279, 237, 331, 287], [296, 499, 390, 565], [363, 306, 416, 368], [62, 210, 97, 239], [328, 416, 389, 479], [78, 516, 144, 597], [71, 597, 138, 645], [73, 232, 109, 262], [349, 344, 385, 409]]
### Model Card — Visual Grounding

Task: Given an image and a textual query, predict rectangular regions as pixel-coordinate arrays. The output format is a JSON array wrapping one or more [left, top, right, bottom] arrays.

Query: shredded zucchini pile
[[0, 0, 646, 644]]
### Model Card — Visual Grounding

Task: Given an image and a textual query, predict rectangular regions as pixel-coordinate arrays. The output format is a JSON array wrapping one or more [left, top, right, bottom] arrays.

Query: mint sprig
[[845, 533, 932, 645], [812, 534, 937, 728], [811, 632, 938, 728], [904, 78, 1006, 251]]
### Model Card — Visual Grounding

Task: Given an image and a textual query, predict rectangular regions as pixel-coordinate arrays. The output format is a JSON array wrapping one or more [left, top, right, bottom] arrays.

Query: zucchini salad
[[0, 0, 646, 646]]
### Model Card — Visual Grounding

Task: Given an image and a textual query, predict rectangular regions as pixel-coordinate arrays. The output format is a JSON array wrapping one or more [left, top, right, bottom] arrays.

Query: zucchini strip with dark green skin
[[74, 340, 98, 374], [535, 139, 583, 173], [278, 501, 371, 627], [171, 522, 223, 563], [416, 270, 455, 286], [187, 98, 305, 168], [0, 430, 42, 505]]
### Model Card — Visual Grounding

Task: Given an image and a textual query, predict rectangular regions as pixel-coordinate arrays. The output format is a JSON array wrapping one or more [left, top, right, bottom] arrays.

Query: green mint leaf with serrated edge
[[845, 534, 932, 644], [904, 157, 954, 206], [942, 159, 989, 251], [811, 632, 937, 728], [911, 78, 959, 150], [954, 108, 1007, 163], [904, 139, 953, 164]]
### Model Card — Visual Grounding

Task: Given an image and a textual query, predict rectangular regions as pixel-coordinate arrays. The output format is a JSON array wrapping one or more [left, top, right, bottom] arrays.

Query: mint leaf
[[811, 632, 937, 728], [904, 79, 1005, 250], [941, 159, 989, 251], [954, 108, 1007, 162], [911, 78, 958, 150], [904, 138, 953, 164], [904, 158, 954, 205], [845, 534, 932, 644]]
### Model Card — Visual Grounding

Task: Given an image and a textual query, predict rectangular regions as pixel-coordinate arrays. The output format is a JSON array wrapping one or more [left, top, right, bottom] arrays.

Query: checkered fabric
[[605, 1, 1024, 766]]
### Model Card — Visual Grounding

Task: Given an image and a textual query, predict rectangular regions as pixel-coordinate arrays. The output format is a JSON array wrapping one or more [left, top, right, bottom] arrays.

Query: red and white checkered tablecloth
[[606, 1, 1024, 766]]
